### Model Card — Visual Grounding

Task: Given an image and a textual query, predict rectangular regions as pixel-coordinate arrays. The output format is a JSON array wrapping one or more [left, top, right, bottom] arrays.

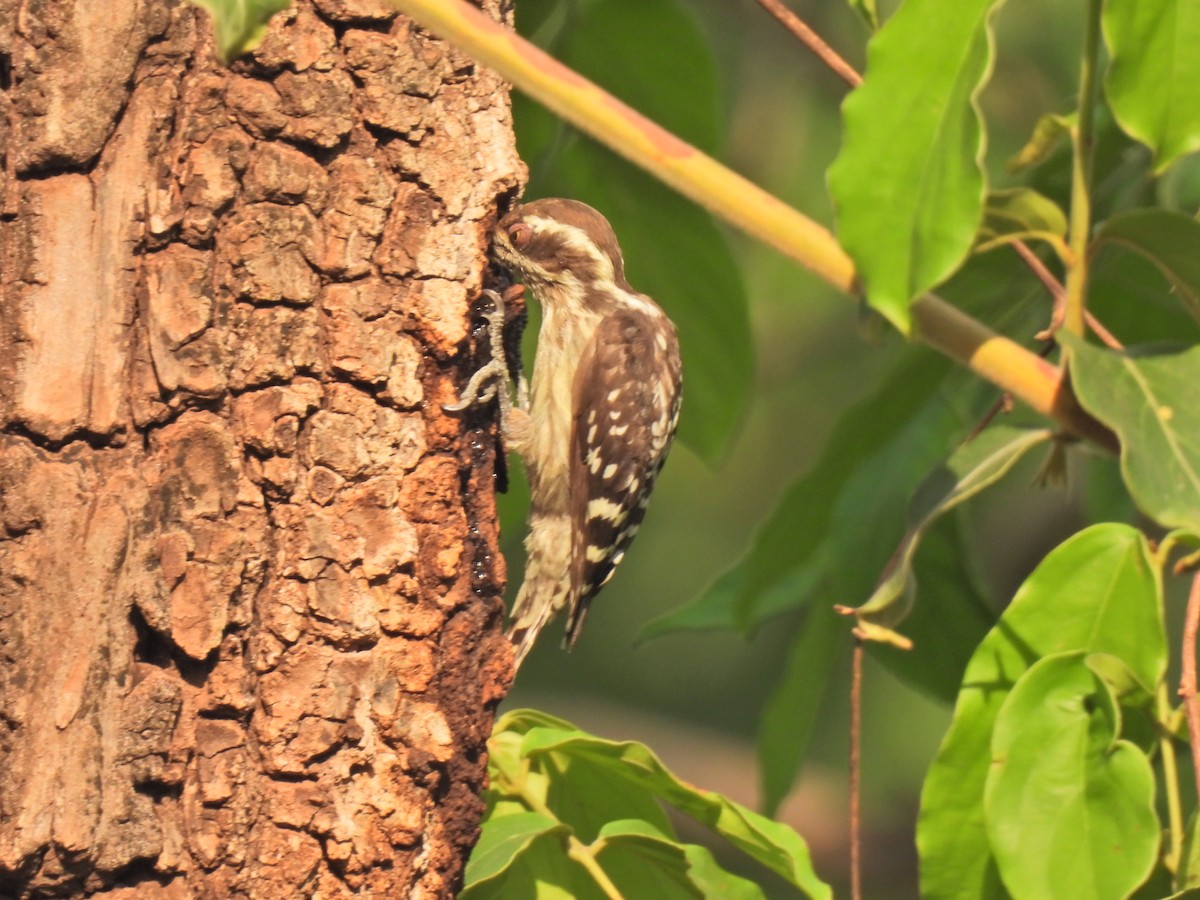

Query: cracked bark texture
[[0, 0, 521, 896]]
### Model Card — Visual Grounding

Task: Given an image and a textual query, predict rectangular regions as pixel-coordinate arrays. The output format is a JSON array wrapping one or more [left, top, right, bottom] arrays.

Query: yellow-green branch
[[392, 0, 1114, 450], [1063, 0, 1103, 338]]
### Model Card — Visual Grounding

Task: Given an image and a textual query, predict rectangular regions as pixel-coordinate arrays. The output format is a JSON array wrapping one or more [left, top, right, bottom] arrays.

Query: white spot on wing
[[587, 497, 625, 522]]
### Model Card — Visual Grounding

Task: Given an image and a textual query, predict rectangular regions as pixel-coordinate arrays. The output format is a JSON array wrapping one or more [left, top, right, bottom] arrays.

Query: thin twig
[[1013, 240, 1066, 308], [1180, 572, 1200, 809], [751, 0, 862, 88], [1081, 310, 1123, 350], [964, 394, 1015, 443], [1013, 241, 1123, 350], [849, 640, 863, 900]]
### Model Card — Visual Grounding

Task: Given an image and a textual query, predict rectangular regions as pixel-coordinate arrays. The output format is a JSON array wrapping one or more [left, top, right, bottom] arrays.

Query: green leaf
[[868, 513, 996, 704], [517, 722, 832, 899], [1061, 333, 1200, 534], [1103, 0, 1200, 173], [850, 424, 1053, 645], [547, 0, 721, 156], [918, 524, 1164, 900], [463, 830, 600, 900], [595, 820, 767, 900], [757, 606, 849, 817], [1006, 112, 1075, 174], [828, 0, 1004, 333], [985, 653, 1159, 900], [847, 0, 880, 30], [1087, 231, 1200, 347], [464, 812, 570, 887], [188, 0, 290, 63], [1093, 209, 1200, 323], [974, 188, 1068, 254], [637, 566, 745, 639]]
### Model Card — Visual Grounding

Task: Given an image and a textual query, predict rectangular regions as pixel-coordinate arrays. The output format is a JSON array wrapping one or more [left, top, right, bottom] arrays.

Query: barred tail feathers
[[506, 512, 577, 668]]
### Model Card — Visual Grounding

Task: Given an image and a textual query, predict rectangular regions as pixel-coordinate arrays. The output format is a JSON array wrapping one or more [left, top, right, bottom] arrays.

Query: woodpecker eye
[[507, 222, 532, 250]]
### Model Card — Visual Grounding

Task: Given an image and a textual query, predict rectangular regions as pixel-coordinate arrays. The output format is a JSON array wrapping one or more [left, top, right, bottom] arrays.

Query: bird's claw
[[443, 288, 517, 420]]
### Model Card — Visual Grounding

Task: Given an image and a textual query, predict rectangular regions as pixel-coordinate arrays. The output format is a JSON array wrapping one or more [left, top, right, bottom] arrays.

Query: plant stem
[[1062, 0, 1102, 337], [565, 840, 623, 900], [1159, 682, 1185, 875]]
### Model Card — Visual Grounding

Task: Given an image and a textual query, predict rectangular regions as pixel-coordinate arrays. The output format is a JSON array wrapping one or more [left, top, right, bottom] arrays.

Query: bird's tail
[[506, 512, 574, 669]]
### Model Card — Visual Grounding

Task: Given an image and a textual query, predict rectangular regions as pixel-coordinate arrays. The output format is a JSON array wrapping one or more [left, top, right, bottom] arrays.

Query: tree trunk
[[0, 1, 520, 895]]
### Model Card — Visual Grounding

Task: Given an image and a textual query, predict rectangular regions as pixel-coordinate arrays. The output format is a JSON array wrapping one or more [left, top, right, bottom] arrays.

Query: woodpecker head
[[491, 199, 633, 300]]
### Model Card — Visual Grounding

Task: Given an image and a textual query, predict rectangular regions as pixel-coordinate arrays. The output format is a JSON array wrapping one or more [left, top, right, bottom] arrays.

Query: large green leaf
[[1103, 0, 1200, 173], [511, 0, 750, 464], [828, 0, 1004, 333], [1062, 334, 1200, 535], [1093, 209, 1200, 324], [985, 653, 1158, 900], [917, 524, 1164, 900], [188, 0, 291, 63]]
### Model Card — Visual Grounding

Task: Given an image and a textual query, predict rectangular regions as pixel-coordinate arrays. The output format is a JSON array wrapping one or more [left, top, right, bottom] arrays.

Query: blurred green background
[[494, 1, 1115, 894]]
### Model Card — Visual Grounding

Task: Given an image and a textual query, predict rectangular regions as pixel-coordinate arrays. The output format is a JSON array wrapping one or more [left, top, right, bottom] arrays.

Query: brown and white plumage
[[489, 199, 682, 667]]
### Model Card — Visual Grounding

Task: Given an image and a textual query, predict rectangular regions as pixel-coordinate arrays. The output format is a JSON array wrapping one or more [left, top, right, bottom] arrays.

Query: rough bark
[[0, 1, 521, 896]]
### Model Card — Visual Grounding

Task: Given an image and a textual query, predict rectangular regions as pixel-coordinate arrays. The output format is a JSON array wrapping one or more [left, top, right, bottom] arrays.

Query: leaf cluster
[[464, 709, 831, 899]]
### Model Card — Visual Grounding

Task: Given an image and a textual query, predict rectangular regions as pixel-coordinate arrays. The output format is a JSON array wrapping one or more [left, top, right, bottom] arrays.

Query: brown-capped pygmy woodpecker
[[448, 199, 683, 668]]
